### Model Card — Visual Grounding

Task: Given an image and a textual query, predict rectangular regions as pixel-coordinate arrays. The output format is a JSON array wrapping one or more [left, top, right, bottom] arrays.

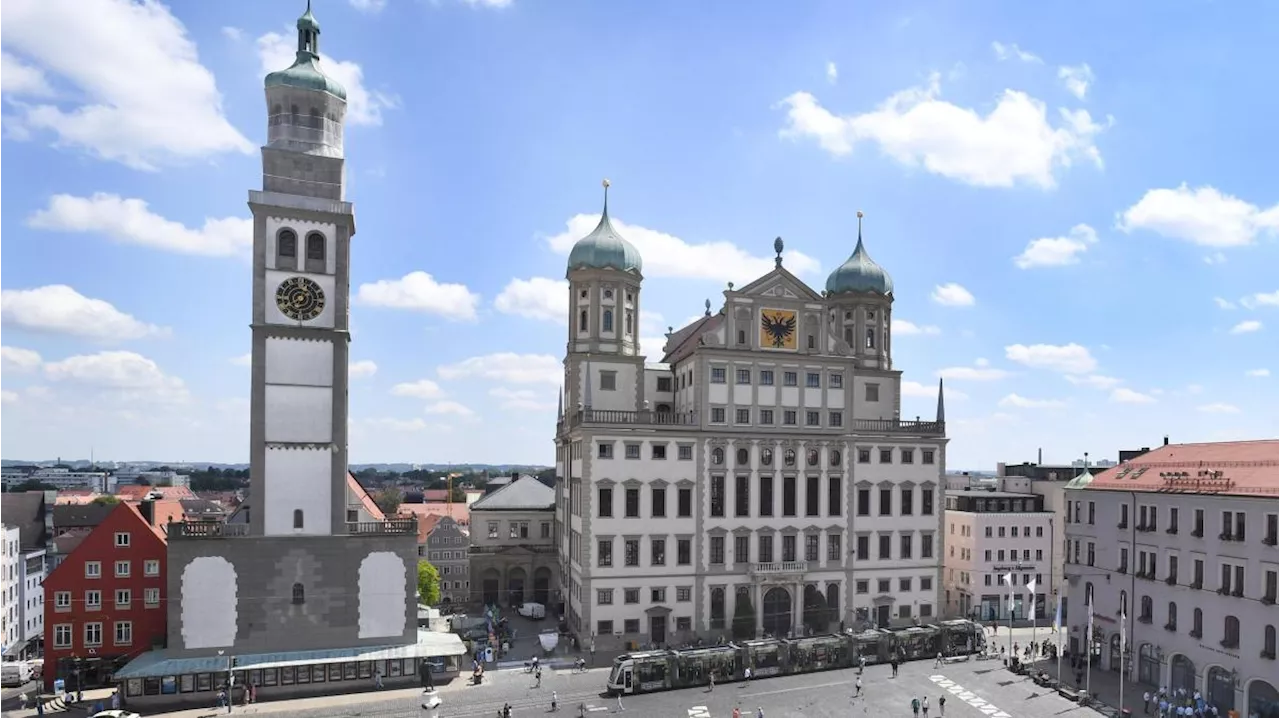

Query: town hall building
[[555, 188, 948, 652]]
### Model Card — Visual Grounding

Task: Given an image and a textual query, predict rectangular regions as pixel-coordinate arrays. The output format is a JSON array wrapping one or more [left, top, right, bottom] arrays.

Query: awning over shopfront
[[113, 630, 466, 680]]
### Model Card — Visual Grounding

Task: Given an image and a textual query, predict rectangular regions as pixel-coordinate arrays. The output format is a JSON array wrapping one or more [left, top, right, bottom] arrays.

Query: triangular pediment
[[735, 267, 823, 302]]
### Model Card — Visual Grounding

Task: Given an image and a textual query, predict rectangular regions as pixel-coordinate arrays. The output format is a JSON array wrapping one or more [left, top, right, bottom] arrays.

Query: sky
[[1, 0, 1276, 469]]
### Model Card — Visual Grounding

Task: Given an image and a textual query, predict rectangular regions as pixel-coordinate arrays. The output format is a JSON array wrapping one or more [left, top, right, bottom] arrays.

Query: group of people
[[1141, 687, 1223, 717]]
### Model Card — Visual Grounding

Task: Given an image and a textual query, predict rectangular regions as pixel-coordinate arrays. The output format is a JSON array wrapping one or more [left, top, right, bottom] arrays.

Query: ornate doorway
[[762, 587, 792, 637], [1207, 666, 1236, 712], [1170, 654, 1196, 695]]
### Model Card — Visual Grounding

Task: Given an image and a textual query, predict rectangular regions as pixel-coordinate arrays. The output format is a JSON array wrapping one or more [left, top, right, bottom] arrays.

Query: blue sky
[[1, 0, 1276, 468]]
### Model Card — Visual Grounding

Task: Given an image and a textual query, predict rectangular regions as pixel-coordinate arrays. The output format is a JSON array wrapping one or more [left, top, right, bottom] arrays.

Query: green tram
[[605, 620, 984, 696]]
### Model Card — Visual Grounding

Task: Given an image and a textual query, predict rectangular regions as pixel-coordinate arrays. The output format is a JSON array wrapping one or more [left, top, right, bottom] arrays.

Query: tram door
[[623, 668, 633, 694]]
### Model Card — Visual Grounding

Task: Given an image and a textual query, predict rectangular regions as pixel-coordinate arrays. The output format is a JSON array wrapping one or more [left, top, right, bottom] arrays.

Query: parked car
[[1, 662, 32, 687]]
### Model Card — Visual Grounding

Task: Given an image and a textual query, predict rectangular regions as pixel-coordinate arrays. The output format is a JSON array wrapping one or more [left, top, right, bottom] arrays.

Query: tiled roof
[[399, 502, 470, 526], [52, 502, 117, 529], [116, 485, 195, 500], [1084, 440, 1278, 497], [0, 491, 48, 549], [411, 513, 443, 544], [662, 313, 723, 364], [470, 474, 555, 512], [348, 473, 386, 521]]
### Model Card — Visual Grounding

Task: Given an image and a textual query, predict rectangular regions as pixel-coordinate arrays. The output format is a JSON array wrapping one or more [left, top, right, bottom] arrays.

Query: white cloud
[[545, 215, 820, 283], [1117, 184, 1279, 248], [1240, 290, 1279, 309], [931, 283, 976, 307], [490, 387, 557, 411], [438, 353, 561, 385], [1246, 368, 1271, 377], [220, 26, 243, 41], [777, 73, 1107, 189], [1064, 374, 1122, 390], [349, 360, 378, 378], [494, 277, 567, 322], [255, 30, 398, 127], [1197, 402, 1240, 414], [999, 393, 1066, 409], [991, 42, 1042, 64], [892, 319, 941, 336], [1014, 223, 1098, 269], [229, 354, 252, 367], [1005, 343, 1097, 374], [355, 272, 480, 320], [640, 336, 669, 360], [1110, 387, 1156, 404], [0, 52, 53, 97], [901, 381, 967, 401], [1, 390, 19, 404], [1, 346, 43, 373], [1203, 252, 1228, 265], [349, 0, 388, 12], [43, 350, 187, 402], [937, 366, 1009, 381], [0, 0, 253, 170], [391, 379, 445, 400], [424, 400, 475, 418], [27, 193, 252, 258], [1057, 64, 1095, 100], [1213, 297, 1236, 310], [1, 285, 167, 341], [463, 0, 514, 8], [1229, 320, 1262, 334], [826, 61, 839, 84]]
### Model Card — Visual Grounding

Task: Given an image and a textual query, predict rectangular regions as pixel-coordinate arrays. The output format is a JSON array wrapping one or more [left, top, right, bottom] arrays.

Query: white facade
[[2, 469, 109, 492], [1064, 445, 1279, 718], [19, 547, 45, 655], [1, 526, 20, 657], [942, 490, 1054, 621], [555, 226, 946, 651]]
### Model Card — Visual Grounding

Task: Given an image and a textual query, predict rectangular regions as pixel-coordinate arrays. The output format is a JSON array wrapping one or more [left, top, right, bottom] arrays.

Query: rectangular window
[[922, 489, 934, 516], [901, 448, 914, 464], [600, 371, 617, 391], [830, 372, 844, 388], [759, 475, 774, 516], [922, 449, 935, 465], [625, 488, 640, 518], [656, 376, 672, 392], [828, 477, 841, 517], [783, 410, 797, 425], [114, 532, 130, 548], [710, 536, 725, 565], [878, 534, 891, 559], [624, 589, 640, 604], [678, 445, 693, 461], [623, 619, 640, 634], [85, 590, 102, 610], [710, 476, 725, 517], [597, 589, 614, 605], [677, 538, 691, 566], [144, 588, 160, 607], [85, 561, 101, 578], [735, 408, 751, 424], [856, 535, 869, 561], [54, 591, 71, 610], [677, 587, 692, 602], [711, 407, 726, 423], [651, 444, 666, 460], [597, 443, 613, 459], [879, 488, 892, 516], [144, 559, 160, 576], [597, 540, 613, 567], [734, 535, 749, 564], [828, 534, 841, 561], [677, 487, 692, 517], [805, 475, 820, 516], [487, 521, 499, 539], [759, 370, 774, 385], [759, 535, 774, 563], [735, 475, 750, 517], [759, 409, 774, 425], [857, 489, 870, 516], [624, 443, 641, 459], [651, 588, 666, 603], [900, 534, 913, 559], [865, 384, 880, 402], [651, 487, 666, 517], [598, 487, 613, 517], [805, 534, 819, 561], [806, 372, 821, 388], [115, 589, 131, 609], [114, 621, 133, 646], [711, 367, 726, 383], [900, 487, 914, 515], [921, 533, 934, 559], [651, 538, 666, 566], [782, 535, 797, 562], [829, 411, 843, 427], [879, 449, 893, 463], [782, 475, 797, 517], [736, 368, 751, 384], [783, 371, 798, 387], [84, 622, 103, 647]]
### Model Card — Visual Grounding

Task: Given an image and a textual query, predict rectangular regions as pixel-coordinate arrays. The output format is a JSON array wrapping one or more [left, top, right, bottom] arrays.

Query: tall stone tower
[[247, 3, 354, 537]]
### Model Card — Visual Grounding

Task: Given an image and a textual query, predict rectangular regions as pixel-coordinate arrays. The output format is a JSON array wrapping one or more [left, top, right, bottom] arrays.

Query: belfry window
[[293, 509, 304, 530], [602, 309, 614, 333], [579, 310, 588, 332], [865, 328, 876, 349], [305, 232, 325, 272], [292, 583, 305, 605], [625, 311, 633, 335], [277, 229, 297, 264]]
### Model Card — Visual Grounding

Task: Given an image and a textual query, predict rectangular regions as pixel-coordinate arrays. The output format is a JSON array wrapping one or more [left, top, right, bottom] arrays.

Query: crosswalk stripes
[[688, 706, 712, 717]]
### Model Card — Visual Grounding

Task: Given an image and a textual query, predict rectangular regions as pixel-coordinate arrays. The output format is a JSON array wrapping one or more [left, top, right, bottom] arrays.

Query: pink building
[[943, 489, 1055, 621]]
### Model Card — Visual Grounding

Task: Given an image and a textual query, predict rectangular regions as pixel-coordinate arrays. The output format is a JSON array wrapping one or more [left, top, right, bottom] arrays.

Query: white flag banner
[[1086, 600, 1095, 646], [1001, 572, 1014, 587], [1026, 578, 1037, 596], [1120, 611, 1127, 653]]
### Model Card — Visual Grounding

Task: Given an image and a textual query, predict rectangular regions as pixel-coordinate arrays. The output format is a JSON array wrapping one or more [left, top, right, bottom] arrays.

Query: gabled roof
[[1085, 439, 1278, 497], [0, 491, 48, 549], [412, 513, 442, 544], [662, 313, 724, 364], [470, 474, 555, 512], [733, 264, 824, 302], [348, 473, 386, 520], [52, 502, 117, 529], [47, 503, 166, 584], [116, 485, 195, 501]]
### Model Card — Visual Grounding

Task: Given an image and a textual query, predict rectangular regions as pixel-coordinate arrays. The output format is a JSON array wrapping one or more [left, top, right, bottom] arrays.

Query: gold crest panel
[[759, 308, 798, 350]]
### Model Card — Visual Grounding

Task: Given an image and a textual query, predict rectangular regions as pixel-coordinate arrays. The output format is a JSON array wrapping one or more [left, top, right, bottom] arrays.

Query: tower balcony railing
[[849, 418, 945, 436], [267, 113, 344, 151], [168, 521, 250, 539], [561, 408, 698, 430], [346, 518, 417, 535], [748, 561, 808, 576]]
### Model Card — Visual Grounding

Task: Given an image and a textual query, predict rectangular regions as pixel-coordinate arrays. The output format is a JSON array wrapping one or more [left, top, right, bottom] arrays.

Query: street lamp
[[216, 650, 234, 713]]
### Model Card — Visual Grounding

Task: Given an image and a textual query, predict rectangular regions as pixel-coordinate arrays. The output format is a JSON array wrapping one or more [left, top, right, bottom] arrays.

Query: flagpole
[[1085, 601, 1093, 701], [1053, 593, 1063, 684], [1002, 573, 1014, 661], [1119, 611, 1126, 715], [1027, 579, 1038, 666]]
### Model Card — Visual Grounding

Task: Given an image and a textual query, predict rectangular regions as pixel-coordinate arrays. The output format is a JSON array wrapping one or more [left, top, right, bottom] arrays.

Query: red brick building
[[43, 502, 168, 691]]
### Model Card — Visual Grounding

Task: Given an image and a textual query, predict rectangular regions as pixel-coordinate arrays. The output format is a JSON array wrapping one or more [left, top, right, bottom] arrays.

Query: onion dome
[[264, 1, 347, 100], [566, 179, 643, 274], [824, 211, 893, 296]]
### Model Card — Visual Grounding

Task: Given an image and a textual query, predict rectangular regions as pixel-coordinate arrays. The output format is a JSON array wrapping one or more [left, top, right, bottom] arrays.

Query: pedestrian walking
[[938, 695, 946, 716], [922, 695, 930, 717], [536, 666, 543, 688], [616, 693, 625, 711], [756, 709, 764, 718], [912, 696, 921, 717], [732, 708, 741, 718], [859, 655, 866, 674], [854, 676, 862, 697], [551, 690, 558, 711], [1143, 690, 1151, 714], [374, 669, 384, 689], [708, 671, 716, 692], [743, 666, 752, 682], [935, 652, 944, 668]]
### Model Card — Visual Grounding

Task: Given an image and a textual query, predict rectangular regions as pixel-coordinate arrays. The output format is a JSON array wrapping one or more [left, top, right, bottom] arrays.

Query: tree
[[731, 591, 756, 640], [417, 561, 441, 605], [90, 495, 121, 506], [8, 480, 57, 493], [374, 487, 404, 515], [449, 486, 467, 503]]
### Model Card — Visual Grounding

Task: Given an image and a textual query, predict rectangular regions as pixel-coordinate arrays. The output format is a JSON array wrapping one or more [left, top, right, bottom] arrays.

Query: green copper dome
[[264, 3, 347, 100], [566, 183, 643, 275], [825, 236, 893, 296], [1064, 469, 1095, 490]]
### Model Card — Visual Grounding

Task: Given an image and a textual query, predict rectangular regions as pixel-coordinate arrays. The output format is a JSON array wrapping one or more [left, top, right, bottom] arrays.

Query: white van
[[1, 661, 32, 687], [517, 602, 546, 620]]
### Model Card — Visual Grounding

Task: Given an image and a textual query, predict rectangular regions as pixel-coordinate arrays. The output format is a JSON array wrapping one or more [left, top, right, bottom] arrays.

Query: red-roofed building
[[42, 503, 169, 691], [1063, 439, 1278, 713], [399, 501, 469, 528], [114, 485, 195, 502]]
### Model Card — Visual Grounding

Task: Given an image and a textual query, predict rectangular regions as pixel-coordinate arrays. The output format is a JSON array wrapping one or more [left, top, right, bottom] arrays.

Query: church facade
[[555, 189, 948, 651]]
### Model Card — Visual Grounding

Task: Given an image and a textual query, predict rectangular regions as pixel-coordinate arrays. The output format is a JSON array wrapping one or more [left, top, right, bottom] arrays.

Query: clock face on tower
[[275, 276, 326, 321]]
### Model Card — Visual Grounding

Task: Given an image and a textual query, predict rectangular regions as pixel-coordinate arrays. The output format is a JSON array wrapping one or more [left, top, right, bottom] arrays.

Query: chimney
[[1163, 435, 1169, 446], [139, 498, 156, 526], [510, 471, 519, 481], [1037, 448, 1042, 465]]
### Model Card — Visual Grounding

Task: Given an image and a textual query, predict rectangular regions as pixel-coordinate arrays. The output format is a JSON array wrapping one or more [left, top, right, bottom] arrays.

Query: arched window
[[292, 509, 304, 530], [602, 309, 613, 332], [1223, 615, 1240, 647], [1166, 601, 1177, 630], [830, 450, 842, 466], [807, 449, 819, 467], [291, 582, 305, 605], [710, 587, 726, 630], [865, 327, 876, 349], [306, 231, 325, 260], [1266, 625, 1277, 657], [1119, 590, 1128, 616], [1085, 582, 1094, 605], [736, 448, 749, 466], [1192, 607, 1203, 636], [760, 449, 774, 466], [783, 450, 796, 467], [277, 229, 297, 263], [625, 311, 633, 335], [579, 310, 588, 332], [844, 327, 853, 345], [711, 448, 724, 465]]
